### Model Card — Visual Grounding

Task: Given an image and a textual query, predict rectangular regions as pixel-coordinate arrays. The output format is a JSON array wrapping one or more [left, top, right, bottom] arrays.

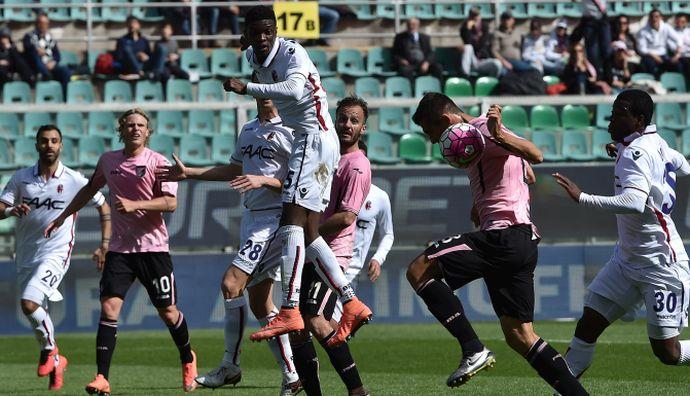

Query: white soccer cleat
[[446, 347, 496, 387], [280, 377, 303, 396], [194, 363, 242, 389]]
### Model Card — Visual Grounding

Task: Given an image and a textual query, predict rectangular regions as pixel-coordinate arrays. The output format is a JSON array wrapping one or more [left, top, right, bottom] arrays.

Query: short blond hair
[[117, 108, 153, 144]]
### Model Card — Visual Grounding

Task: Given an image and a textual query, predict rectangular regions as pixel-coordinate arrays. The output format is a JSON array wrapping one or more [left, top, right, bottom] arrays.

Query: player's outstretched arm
[[487, 105, 544, 164], [92, 202, 111, 271], [552, 172, 646, 214], [156, 153, 242, 182], [224, 73, 306, 101], [230, 175, 282, 193], [45, 183, 100, 237]]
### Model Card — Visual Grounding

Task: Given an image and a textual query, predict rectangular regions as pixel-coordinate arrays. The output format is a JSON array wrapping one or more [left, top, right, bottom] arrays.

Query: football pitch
[[1, 321, 689, 395]]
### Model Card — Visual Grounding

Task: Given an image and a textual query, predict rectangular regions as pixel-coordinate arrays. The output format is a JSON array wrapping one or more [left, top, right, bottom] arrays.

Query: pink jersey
[[89, 148, 178, 253], [467, 116, 533, 231], [322, 150, 371, 269]]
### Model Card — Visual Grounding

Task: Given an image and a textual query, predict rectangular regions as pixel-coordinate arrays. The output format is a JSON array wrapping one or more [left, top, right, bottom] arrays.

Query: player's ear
[[441, 113, 454, 127]]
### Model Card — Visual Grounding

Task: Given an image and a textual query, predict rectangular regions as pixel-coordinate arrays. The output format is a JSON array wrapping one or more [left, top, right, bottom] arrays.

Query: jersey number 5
[[661, 162, 677, 215]]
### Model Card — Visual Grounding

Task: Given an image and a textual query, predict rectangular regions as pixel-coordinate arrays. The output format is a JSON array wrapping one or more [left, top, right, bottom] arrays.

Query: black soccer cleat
[[446, 347, 496, 388]]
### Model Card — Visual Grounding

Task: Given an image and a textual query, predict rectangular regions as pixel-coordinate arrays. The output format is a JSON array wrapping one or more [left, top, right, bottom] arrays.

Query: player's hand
[[368, 259, 381, 282], [486, 105, 505, 143], [92, 246, 107, 271], [9, 203, 31, 218], [156, 153, 187, 182], [552, 173, 582, 203], [114, 195, 139, 214], [605, 143, 617, 158], [230, 175, 265, 193], [44, 215, 64, 238], [223, 78, 247, 95]]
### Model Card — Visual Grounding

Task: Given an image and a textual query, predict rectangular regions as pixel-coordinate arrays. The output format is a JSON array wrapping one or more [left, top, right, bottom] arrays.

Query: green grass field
[[1, 321, 689, 395]]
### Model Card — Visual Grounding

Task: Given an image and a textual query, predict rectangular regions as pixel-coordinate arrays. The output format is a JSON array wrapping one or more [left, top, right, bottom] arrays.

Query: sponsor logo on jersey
[[299, 187, 308, 198], [287, 47, 295, 55], [22, 196, 65, 210], [356, 219, 369, 229], [241, 144, 276, 160], [136, 165, 146, 177], [365, 200, 372, 210], [57, 184, 63, 194], [632, 150, 642, 161]]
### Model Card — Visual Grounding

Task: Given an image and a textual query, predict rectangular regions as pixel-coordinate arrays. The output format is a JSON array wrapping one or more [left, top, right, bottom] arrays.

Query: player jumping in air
[[406, 93, 588, 395], [46, 109, 198, 395], [224, 5, 372, 344], [0, 124, 111, 391], [157, 98, 302, 395], [290, 96, 372, 396], [553, 89, 690, 380]]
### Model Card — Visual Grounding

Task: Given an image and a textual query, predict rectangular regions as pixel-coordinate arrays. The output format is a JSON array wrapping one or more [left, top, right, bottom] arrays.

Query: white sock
[[260, 308, 300, 383], [678, 340, 690, 365], [26, 306, 56, 350], [307, 237, 355, 302], [222, 296, 247, 367], [279, 225, 305, 308], [565, 337, 595, 378]]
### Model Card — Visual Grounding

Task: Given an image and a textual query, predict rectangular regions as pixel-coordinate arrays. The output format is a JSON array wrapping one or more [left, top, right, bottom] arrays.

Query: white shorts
[[587, 256, 690, 338], [232, 209, 283, 287], [17, 257, 69, 305], [282, 129, 340, 213]]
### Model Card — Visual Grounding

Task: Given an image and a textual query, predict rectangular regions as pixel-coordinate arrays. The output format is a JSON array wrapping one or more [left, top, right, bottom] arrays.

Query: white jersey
[[230, 115, 293, 211], [245, 37, 333, 133], [0, 162, 105, 268], [613, 125, 689, 267], [349, 185, 395, 276]]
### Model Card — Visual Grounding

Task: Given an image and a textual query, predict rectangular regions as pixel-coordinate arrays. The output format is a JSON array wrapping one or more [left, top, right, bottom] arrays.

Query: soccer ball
[[438, 123, 485, 168]]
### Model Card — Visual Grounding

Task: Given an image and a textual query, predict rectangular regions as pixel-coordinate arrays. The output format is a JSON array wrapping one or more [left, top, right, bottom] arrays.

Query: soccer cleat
[[182, 350, 198, 392], [48, 354, 68, 391], [37, 347, 58, 377], [194, 363, 242, 389], [250, 307, 304, 342], [446, 347, 496, 388], [327, 297, 373, 347], [85, 374, 111, 396], [280, 378, 303, 396], [347, 386, 371, 396]]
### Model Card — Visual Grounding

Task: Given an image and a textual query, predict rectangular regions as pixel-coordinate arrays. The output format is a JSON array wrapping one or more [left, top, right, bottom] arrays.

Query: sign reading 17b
[[273, 1, 320, 39]]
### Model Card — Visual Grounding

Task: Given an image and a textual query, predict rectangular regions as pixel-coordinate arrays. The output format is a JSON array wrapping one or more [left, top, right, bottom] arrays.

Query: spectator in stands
[[611, 15, 638, 57], [576, 0, 611, 75], [460, 7, 501, 77], [522, 20, 560, 75], [0, 28, 34, 87], [115, 16, 154, 80], [606, 41, 633, 93], [22, 13, 71, 92], [637, 8, 683, 77], [674, 13, 690, 78], [545, 19, 569, 75], [562, 42, 612, 95], [392, 17, 443, 81], [153, 22, 191, 83], [199, 1, 221, 48], [492, 11, 537, 74]]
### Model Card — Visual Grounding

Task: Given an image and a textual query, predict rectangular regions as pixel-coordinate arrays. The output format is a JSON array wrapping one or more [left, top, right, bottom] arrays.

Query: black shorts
[[100, 252, 177, 308], [424, 224, 539, 322], [299, 262, 338, 321]]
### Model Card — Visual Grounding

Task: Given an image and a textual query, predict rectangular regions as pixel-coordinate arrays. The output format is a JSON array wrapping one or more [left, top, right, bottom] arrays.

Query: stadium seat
[[321, 77, 346, 99], [562, 131, 593, 161], [0, 141, 13, 170], [135, 80, 164, 103], [656, 103, 687, 131], [467, 105, 481, 117], [132, 0, 165, 22], [435, 3, 464, 19], [613, 2, 644, 16], [3, 81, 31, 104], [149, 134, 176, 161], [660, 72, 687, 93], [400, 133, 432, 164], [79, 136, 106, 168], [167, 79, 194, 102], [408, 105, 422, 133], [350, 4, 377, 20], [643, 1, 672, 14], [35, 81, 64, 104], [220, 110, 237, 135], [501, 105, 530, 133], [189, 110, 217, 137], [556, 2, 583, 17], [531, 131, 564, 162], [673, 1, 690, 14], [434, 47, 461, 76], [474, 77, 498, 96], [211, 135, 235, 164], [595, 103, 613, 129], [5, 0, 35, 22], [42, 0, 71, 21], [376, 3, 405, 19], [354, 77, 381, 98], [682, 129, 690, 157], [630, 73, 655, 82], [496, 3, 528, 18], [561, 105, 591, 130], [530, 105, 560, 130], [181, 49, 212, 79], [307, 49, 335, 78], [336, 48, 369, 77], [444, 77, 472, 97], [60, 50, 80, 68], [210, 49, 241, 78], [104, 80, 133, 103], [592, 130, 614, 160], [57, 112, 85, 139], [14, 138, 37, 167], [465, 3, 494, 18], [156, 110, 185, 137], [432, 143, 444, 162], [659, 129, 678, 149], [385, 77, 412, 98], [527, 3, 557, 18], [240, 54, 253, 77], [67, 80, 95, 104], [414, 76, 441, 98], [367, 132, 399, 164], [88, 111, 115, 139], [379, 107, 408, 136], [180, 135, 212, 166], [405, 3, 436, 20], [71, 0, 102, 22], [367, 47, 396, 77], [0, 114, 20, 140], [198, 78, 225, 103], [102, 0, 129, 23], [60, 138, 79, 168], [24, 113, 52, 138], [543, 75, 561, 87]]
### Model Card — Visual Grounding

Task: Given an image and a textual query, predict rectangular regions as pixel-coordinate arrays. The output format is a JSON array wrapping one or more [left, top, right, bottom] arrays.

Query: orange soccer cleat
[[250, 307, 304, 341], [85, 374, 111, 396], [182, 350, 198, 392], [327, 297, 372, 347], [37, 348, 58, 377], [48, 354, 68, 391]]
